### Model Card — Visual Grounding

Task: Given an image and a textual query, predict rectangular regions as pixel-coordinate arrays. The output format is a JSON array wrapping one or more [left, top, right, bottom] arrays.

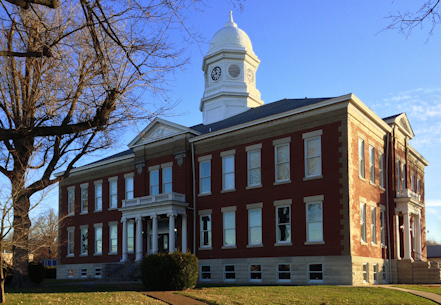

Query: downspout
[[191, 142, 196, 254], [385, 131, 392, 283]]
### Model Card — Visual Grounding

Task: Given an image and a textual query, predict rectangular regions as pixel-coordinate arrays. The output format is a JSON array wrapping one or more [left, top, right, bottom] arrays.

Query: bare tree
[[0, 0, 206, 288], [385, 0, 440, 39], [29, 208, 58, 261]]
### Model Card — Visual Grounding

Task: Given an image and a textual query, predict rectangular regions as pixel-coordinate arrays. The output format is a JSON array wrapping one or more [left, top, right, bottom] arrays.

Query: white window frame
[[401, 162, 406, 190], [361, 202, 367, 243], [224, 264, 236, 282], [222, 208, 236, 247], [109, 221, 118, 254], [94, 224, 103, 255], [80, 226, 88, 255], [199, 158, 211, 194], [124, 174, 134, 199], [127, 221, 134, 252], [369, 145, 375, 183], [373, 264, 379, 284], [371, 206, 377, 245], [380, 209, 385, 246], [67, 269, 74, 278], [199, 211, 212, 248], [109, 177, 118, 209], [308, 263, 324, 283], [81, 268, 87, 278], [411, 173, 415, 191], [149, 168, 159, 195], [200, 265, 211, 281], [303, 130, 322, 178], [397, 160, 401, 189], [249, 264, 262, 282], [359, 138, 365, 178], [275, 200, 291, 244], [305, 197, 324, 243], [417, 179, 421, 194], [80, 184, 88, 214], [247, 204, 262, 246], [363, 263, 369, 283], [162, 163, 173, 193], [274, 139, 290, 183], [379, 152, 384, 188], [277, 264, 291, 282], [94, 181, 103, 212], [246, 144, 262, 187], [94, 267, 102, 279], [382, 265, 387, 282], [67, 227, 75, 256], [221, 151, 235, 191], [67, 187, 75, 215]]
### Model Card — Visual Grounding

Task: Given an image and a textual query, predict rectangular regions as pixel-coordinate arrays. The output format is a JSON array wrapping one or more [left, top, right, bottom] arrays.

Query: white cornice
[[408, 144, 429, 166]]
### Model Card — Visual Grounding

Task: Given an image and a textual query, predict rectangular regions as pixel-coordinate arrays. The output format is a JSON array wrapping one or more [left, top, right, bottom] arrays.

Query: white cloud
[[426, 199, 441, 207]]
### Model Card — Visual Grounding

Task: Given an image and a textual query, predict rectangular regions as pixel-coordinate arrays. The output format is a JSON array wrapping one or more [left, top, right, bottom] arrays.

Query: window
[[127, 222, 134, 252], [275, 143, 290, 182], [371, 207, 377, 244], [222, 155, 235, 190], [382, 265, 387, 282], [411, 174, 415, 191], [224, 265, 235, 281], [125, 176, 134, 199], [304, 131, 322, 178], [199, 160, 211, 194], [248, 208, 262, 245], [360, 203, 366, 243], [277, 264, 291, 282], [247, 150, 261, 187], [223, 211, 236, 247], [397, 160, 401, 189], [369, 146, 375, 183], [68, 188, 75, 215], [201, 265, 211, 281], [109, 179, 118, 209], [359, 138, 365, 178], [380, 210, 385, 246], [373, 264, 379, 284], [81, 186, 88, 213], [412, 216, 416, 251], [67, 228, 75, 256], [95, 226, 102, 254], [95, 183, 102, 211], [417, 179, 421, 194], [306, 201, 323, 242], [94, 268, 102, 279], [363, 263, 369, 283], [150, 170, 159, 195], [276, 206, 291, 243], [401, 162, 406, 189], [81, 268, 87, 278], [379, 152, 384, 188], [200, 214, 212, 247], [249, 264, 262, 282], [67, 269, 74, 278], [81, 228, 88, 255], [308, 263, 323, 283], [162, 166, 172, 193], [109, 223, 118, 253]]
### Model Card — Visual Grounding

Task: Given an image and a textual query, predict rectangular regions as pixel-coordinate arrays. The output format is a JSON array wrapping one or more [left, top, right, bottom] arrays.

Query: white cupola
[[200, 12, 263, 125]]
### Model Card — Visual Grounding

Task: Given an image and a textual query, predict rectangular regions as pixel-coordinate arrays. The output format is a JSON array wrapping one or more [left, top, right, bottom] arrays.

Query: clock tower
[[200, 12, 263, 125]]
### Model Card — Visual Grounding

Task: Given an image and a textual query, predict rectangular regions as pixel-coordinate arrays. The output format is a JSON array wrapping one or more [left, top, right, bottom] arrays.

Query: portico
[[119, 192, 189, 261]]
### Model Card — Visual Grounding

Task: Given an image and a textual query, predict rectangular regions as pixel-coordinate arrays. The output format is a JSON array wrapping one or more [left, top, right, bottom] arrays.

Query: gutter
[[385, 131, 392, 283], [191, 142, 197, 254]]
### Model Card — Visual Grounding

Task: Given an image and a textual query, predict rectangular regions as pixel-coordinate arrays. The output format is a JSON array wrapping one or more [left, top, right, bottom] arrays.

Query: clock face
[[246, 68, 254, 83], [211, 66, 222, 81]]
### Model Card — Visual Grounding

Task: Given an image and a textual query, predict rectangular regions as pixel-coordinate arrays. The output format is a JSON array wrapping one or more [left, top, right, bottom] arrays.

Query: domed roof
[[207, 12, 253, 55]]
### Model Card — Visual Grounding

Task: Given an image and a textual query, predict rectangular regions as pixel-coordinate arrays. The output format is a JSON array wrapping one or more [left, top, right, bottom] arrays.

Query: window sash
[[379, 152, 384, 187], [360, 203, 366, 243], [223, 211, 236, 246], [363, 263, 369, 282], [306, 202, 323, 242], [199, 161, 211, 194], [248, 209, 262, 245], [109, 225, 118, 253], [150, 170, 159, 195], [371, 207, 376, 244], [95, 227, 102, 254], [276, 206, 291, 243], [125, 177, 134, 199], [275, 144, 290, 182], [277, 264, 291, 281], [81, 188, 88, 213], [308, 263, 323, 282], [401, 163, 406, 189], [201, 265, 211, 280], [369, 146, 375, 183], [249, 264, 262, 281], [380, 210, 385, 246], [127, 222, 134, 252], [201, 215, 212, 247], [222, 155, 235, 190], [67, 231, 74, 255], [305, 136, 321, 177], [224, 265, 235, 281], [95, 184, 102, 211], [162, 167, 172, 193], [68, 189, 75, 214], [397, 160, 401, 189], [81, 229, 88, 255], [109, 180, 118, 208], [247, 150, 261, 186], [359, 139, 365, 178]]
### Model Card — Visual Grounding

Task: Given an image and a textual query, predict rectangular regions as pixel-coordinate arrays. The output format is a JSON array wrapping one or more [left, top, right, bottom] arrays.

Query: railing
[[122, 192, 186, 207], [413, 250, 440, 268], [396, 188, 421, 202]]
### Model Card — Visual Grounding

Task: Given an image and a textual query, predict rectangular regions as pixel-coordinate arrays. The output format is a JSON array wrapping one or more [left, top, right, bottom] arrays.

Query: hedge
[[141, 251, 198, 291]]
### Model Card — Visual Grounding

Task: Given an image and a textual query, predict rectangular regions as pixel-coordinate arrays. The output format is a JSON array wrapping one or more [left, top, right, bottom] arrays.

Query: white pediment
[[128, 118, 200, 148]]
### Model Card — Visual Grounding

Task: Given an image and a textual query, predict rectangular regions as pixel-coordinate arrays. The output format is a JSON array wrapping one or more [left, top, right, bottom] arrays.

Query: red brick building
[[57, 13, 435, 285]]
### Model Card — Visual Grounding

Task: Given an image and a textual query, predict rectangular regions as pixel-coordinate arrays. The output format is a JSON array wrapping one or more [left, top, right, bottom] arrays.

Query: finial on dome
[[224, 11, 237, 28]]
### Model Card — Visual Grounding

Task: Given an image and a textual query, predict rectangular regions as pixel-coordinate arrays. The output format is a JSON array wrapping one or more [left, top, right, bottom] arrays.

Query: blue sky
[[45, 1, 441, 241]]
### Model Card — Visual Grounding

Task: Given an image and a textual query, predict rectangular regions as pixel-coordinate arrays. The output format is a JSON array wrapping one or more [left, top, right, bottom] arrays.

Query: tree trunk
[[0, 249, 5, 303]]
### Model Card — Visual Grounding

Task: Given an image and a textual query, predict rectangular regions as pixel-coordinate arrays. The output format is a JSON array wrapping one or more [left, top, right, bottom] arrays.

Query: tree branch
[[3, 0, 58, 9]]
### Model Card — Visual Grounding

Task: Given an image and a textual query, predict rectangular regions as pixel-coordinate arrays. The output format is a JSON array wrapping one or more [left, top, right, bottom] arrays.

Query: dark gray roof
[[427, 245, 441, 258], [382, 113, 403, 122], [86, 149, 133, 166], [190, 97, 334, 134]]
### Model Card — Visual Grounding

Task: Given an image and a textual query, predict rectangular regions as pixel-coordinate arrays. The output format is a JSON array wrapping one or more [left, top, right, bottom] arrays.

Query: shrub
[[28, 261, 46, 284], [142, 251, 198, 291]]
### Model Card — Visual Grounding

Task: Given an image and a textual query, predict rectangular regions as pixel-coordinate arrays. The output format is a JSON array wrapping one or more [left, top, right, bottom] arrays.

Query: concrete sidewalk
[[381, 285, 441, 304], [145, 291, 208, 305]]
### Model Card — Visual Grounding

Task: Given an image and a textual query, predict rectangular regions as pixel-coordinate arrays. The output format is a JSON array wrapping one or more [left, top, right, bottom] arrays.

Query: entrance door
[[158, 233, 169, 253]]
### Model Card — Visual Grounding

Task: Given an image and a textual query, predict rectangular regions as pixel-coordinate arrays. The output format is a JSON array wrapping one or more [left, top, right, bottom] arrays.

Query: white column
[[135, 216, 143, 261], [395, 214, 401, 260], [151, 215, 158, 254], [168, 213, 176, 253], [403, 213, 412, 260], [415, 214, 422, 260], [121, 217, 128, 261], [182, 214, 187, 253]]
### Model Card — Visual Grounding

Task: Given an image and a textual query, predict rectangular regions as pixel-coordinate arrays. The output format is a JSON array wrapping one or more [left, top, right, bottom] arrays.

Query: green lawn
[[5, 283, 165, 305], [180, 286, 437, 305], [397, 285, 441, 295]]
